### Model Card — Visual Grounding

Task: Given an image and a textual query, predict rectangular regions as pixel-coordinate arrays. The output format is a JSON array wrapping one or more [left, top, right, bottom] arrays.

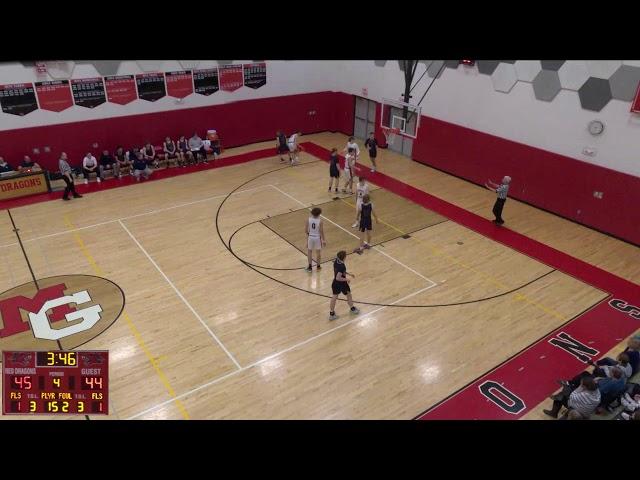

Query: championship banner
[[135, 72, 166, 102], [0, 83, 38, 116], [71, 77, 106, 109], [193, 68, 219, 96], [35, 80, 73, 112], [104, 75, 137, 105], [165, 70, 193, 99], [219, 64, 243, 92], [243, 63, 267, 89], [0, 173, 49, 200]]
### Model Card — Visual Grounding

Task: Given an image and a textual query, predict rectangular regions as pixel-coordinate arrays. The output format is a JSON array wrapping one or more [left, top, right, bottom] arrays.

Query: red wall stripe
[[411, 115, 640, 246]]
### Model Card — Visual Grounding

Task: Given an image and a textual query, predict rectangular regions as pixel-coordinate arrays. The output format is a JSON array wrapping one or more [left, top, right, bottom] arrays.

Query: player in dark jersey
[[329, 250, 360, 321], [364, 132, 379, 173], [354, 194, 379, 253], [328, 148, 340, 193], [276, 130, 289, 162]]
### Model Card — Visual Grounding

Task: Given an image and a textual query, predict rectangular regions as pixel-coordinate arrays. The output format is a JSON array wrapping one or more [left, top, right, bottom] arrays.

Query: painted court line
[[0, 185, 270, 249], [63, 214, 191, 420], [127, 282, 437, 419], [117, 220, 242, 370], [268, 184, 437, 288]]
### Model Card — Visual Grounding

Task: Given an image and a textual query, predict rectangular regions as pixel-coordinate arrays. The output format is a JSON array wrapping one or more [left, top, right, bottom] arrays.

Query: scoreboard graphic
[[2, 351, 108, 415]]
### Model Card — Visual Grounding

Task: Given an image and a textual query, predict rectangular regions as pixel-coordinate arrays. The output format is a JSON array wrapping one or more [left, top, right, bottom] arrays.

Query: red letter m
[[0, 284, 76, 338]]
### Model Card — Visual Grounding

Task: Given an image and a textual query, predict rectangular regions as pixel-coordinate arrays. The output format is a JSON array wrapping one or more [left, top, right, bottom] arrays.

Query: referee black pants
[[62, 175, 79, 199], [492, 198, 506, 223]]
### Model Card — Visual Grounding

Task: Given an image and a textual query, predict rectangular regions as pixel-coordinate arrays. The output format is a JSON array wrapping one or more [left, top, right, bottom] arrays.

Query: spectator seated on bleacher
[[594, 368, 626, 413], [590, 352, 632, 381], [189, 132, 207, 164], [619, 382, 640, 418], [544, 375, 601, 419], [82, 152, 99, 183], [162, 137, 178, 167], [19, 155, 41, 172], [176, 135, 192, 166], [99, 150, 117, 180], [0, 156, 14, 174], [132, 151, 152, 182], [114, 146, 132, 178], [142, 142, 158, 169]]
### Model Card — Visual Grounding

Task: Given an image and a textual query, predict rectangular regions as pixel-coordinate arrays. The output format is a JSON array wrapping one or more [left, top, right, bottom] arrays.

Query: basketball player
[[305, 207, 326, 272], [342, 148, 356, 194], [276, 130, 289, 162], [342, 136, 360, 163], [176, 135, 192, 166], [288, 131, 301, 165], [328, 148, 341, 193], [354, 194, 378, 253], [364, 132, 379, 172], [352, 176, 370, 228], [329, 250, 360, 321], [485, 175, 511, 225]]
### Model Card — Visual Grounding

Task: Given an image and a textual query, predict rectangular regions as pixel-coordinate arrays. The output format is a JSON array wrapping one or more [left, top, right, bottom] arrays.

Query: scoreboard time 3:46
[[2, 351, 108, 415]]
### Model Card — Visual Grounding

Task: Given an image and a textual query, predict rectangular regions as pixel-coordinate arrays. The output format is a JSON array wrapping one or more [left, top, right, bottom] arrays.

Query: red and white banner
[[104, 75, 137, 105], [165, 70, 194, 99], [34, 80, 73, 112], [219, 65, 243, 92]]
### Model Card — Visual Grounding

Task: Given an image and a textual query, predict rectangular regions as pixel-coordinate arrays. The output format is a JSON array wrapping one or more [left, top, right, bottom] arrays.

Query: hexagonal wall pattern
[[623, 60, 640, 67], [578, 77, 612, 112], [532, 70, 561, 101], [427, 60, 445, 78], [136, 60, 164, 72], [92, 61, 121, 76], [558, 60, 589, 91], [609, 65, 640, 101], [541, 60, 565, 71], [444, 60, 460, 69], [374, 60, 387, 67], [46, 61, 75, 79], [586, 61, 621, 79], [491, 62, 517, 93], [514, 60, 541, 82], [477, 60, 499, 75], [179, 60, 201, 69]]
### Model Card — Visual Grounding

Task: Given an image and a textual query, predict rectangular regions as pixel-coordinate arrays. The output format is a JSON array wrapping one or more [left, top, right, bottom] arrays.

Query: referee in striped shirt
[[59, 152, 82, 201], [485, 175, 511, 225]]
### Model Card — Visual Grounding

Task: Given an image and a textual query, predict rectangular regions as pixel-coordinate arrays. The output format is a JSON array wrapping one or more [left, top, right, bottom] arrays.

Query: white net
[[383, 128, 400, 146]]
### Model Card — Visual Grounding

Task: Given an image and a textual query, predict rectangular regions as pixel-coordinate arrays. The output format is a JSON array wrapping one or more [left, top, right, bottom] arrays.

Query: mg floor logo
[[0, 275, 124, 356]]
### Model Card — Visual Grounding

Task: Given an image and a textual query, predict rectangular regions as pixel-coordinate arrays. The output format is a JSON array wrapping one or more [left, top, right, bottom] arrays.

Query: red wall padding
[[412, 115, 640, 246], [0, 91, 354, 171]]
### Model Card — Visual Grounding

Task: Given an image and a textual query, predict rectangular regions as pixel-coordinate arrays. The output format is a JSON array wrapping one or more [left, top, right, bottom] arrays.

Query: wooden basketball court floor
[[1, 132, 639, 420]]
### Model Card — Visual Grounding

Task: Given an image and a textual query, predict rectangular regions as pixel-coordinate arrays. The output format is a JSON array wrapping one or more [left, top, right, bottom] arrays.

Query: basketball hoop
[[382, 127, 401, 146]]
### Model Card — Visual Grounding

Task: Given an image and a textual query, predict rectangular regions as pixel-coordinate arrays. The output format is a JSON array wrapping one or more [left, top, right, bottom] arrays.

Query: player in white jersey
[[352, 176, 370, 228], [305, 207, 326, 272], [288, 132, 301, 165], [342, 136, 360, 162], [342, 148, 356, 194]]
